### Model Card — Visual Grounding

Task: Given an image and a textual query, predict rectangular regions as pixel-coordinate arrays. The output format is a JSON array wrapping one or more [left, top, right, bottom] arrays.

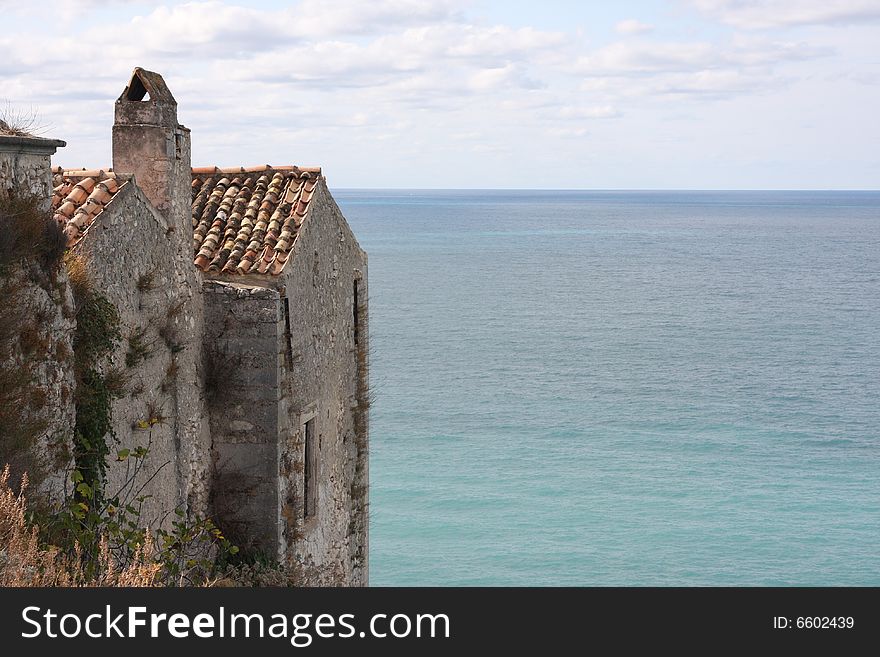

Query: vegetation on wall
[[0, 193, 66, 275], [0, 465, 161, 586], [0, 245, 238, 585], [0, 190, 324, 587], [0, 192, 66, 490], [2, 461, 247, 586], [0, 106, 45, 138], [67, 252, 122, 491], [45, 255, 237, 583]]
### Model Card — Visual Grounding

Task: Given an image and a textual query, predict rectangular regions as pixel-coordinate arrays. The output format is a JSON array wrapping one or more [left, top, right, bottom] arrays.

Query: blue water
[[335, 190, 880, 586]]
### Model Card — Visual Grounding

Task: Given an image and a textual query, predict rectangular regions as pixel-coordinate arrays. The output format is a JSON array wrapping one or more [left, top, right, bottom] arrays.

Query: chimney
[[112, 67, 190, 240]]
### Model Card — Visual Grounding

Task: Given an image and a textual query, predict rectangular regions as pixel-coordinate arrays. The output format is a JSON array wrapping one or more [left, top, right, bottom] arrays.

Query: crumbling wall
[[203, 280, 282, 556], [73, 182, 211, 527], [277, 178, 369, 586], [0, 263, 76, 502], [0, 136, 74, 502], [0, 136, 63, 201]]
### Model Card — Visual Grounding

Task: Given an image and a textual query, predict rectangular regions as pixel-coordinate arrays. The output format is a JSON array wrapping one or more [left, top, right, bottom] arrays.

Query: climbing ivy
[[74, 292, 121, 367], [70, 258, 122, 500], [73, 368, 116, 486]]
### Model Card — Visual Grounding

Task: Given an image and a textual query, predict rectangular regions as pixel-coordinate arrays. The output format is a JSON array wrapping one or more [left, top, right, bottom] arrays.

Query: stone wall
[[203, 280, 282, 555], [0, 263, 76, 502], [0, 135, 65, 203], [0, 135, 74, 502], [73, 181, 211, 526], [201, 177, 369, 585], [277, 178, 369, 586]]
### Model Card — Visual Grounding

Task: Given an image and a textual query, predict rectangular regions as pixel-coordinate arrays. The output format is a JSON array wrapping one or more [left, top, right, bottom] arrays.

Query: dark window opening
[[126, 74, 150, 101], [283, 297, 293, 368], [303, 418, 317, 520], [353, 279, 360, 345]]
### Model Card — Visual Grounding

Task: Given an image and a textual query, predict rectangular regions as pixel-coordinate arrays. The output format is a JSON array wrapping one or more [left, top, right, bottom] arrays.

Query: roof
[[192, 165, 320, 276], [52, 168, 124, 246], [51, 164, 321, 276]]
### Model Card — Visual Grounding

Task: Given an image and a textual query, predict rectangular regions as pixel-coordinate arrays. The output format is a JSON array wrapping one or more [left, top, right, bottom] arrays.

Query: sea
[[334, 190, 880, 586]]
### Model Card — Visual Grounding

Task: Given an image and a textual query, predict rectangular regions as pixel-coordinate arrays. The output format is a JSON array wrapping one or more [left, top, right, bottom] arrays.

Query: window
[[353, 279, 360, 345], [283, 297, 293, 368], [303, 418, 317, 520]]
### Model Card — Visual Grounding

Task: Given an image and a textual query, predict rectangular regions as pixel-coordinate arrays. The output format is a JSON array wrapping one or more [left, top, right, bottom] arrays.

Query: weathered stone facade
[[2, 68, 368, 585], [0, 134, 64, 203], [203, 178, 369, 584], [0, 134, 75, 502], [72, 180, 212, 526], [203, 280, 283, 554]]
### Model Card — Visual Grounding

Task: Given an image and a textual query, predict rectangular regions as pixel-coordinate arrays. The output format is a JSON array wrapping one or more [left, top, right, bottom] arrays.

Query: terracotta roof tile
[[48, 164, 321, 274], [51, 167, 123, 246], [192, 165, 321, 275]]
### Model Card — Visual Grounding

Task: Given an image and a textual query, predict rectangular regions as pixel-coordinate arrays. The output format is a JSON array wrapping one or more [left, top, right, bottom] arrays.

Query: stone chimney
[[112, 67, 191, 238], [0, 132, 66, 205]]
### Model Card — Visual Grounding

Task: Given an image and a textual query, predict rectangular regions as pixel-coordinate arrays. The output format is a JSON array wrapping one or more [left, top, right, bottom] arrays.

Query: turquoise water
[[335, 190, 880, 586]]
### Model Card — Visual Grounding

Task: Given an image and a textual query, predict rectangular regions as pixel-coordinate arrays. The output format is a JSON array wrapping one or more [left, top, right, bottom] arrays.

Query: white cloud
[[546, 126, 588, 138], [562, 32, 834, 107], [576, 38, 825, 76], [643, 69, 785, 97], [0, 1, 874, 187], [615, 19, 654, 36], [558, 105, 621, 119], [127, 2, 288, 53], [293, 0, 467, 36], [447, 25, 567, 58], [578, 41, 720, 74], [468, 63, 543, 92], [690, 0, 880, 29]]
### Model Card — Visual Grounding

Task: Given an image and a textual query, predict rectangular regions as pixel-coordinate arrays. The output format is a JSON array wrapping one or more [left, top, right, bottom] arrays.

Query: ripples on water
[[335, 190, 880, 586]]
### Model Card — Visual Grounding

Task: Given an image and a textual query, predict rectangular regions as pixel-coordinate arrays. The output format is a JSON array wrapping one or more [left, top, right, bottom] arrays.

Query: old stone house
[[0, 68, 368, 585]]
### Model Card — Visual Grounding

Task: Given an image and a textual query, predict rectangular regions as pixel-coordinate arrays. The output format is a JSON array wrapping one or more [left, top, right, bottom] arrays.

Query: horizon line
[[331, 187, 880, 193]]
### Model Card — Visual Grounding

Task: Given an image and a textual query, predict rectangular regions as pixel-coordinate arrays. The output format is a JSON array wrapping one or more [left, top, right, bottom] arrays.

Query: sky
[[1, 0, 878, 189]]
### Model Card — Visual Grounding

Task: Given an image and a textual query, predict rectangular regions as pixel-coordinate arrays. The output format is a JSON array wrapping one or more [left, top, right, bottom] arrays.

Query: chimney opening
[[125, 74, 150, 101]]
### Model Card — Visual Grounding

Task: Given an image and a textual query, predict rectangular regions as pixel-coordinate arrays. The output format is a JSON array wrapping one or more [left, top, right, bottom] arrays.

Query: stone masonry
[[1, 133, 75, 502]]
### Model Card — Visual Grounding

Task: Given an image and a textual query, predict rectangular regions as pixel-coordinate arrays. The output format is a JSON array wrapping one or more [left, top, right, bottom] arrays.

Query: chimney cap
[[118, 67, 177, 106]]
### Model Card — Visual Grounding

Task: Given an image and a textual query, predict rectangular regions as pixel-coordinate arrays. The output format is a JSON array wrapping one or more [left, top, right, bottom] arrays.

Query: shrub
[[0, 465, 160, 586], [0, 193, 65, 274]]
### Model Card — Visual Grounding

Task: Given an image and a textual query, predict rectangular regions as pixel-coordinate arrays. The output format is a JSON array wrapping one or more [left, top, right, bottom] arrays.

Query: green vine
[[73, 368, 116, 486], [74, 292, 121, 367], [70, 261, 122, 501]]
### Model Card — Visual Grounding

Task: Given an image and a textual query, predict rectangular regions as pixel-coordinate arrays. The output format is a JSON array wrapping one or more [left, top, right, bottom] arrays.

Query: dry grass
[[103, 365, 131, 398], [0, 118, 31, 138], [211, 561, 304, 587], [1, 466, 310, 587], [136, 268, 158, 293], [0, 104, 46, 138], [0, 465, 161, 586], [0, 194, 66, 273], [63, 251, 91, 298]]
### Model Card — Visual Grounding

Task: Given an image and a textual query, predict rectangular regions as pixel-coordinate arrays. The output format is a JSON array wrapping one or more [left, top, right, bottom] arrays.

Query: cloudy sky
[[2, 0, 877, 188]]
